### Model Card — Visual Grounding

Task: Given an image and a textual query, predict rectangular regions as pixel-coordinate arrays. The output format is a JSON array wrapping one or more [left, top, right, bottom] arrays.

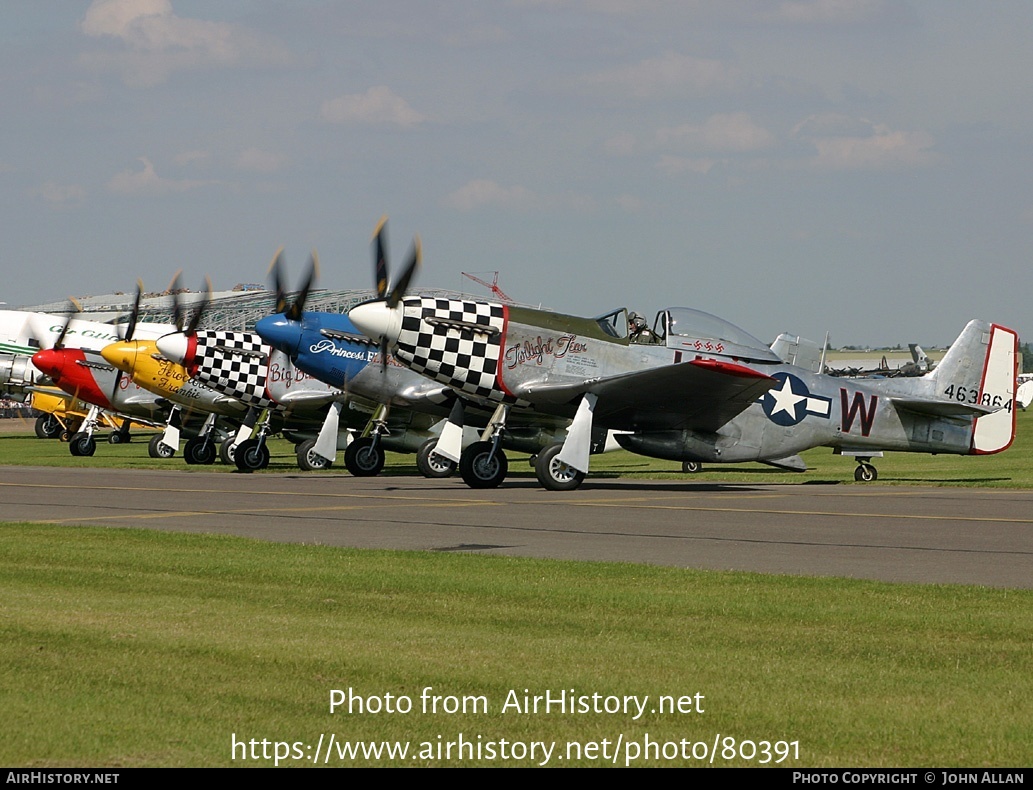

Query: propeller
[[268, 247, 319, 322], [166, 271, 211, 335], [51, 298, 83, 351], [369, 216, 421, 368], [109, 282, 144, 400]]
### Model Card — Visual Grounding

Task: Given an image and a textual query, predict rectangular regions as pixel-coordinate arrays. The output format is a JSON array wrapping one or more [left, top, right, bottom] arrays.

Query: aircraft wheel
[[459, 441, 508, 489], [854, 463, 878, 482], [219, 439, 237, 465], [108, 432, 125, 445], [35, 414, 62, 439], [184, 437, 217, 465], [297, 438, 332, 471], [416, 439, 455, 478], [69, 432, 96, 457], [235, 439, 270, 472], [59, 430, 73, 442], [682, 461, 702, 473], [344, 437, 385, 477], [535, 443, 585, 491], [148, 434, 176, 459]]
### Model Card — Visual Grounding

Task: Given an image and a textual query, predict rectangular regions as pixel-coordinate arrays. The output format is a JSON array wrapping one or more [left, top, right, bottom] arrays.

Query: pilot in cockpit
[[628, 312, 659, 344]]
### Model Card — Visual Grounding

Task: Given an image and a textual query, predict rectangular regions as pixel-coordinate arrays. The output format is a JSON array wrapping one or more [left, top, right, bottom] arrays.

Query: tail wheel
[[234, 438, 270, 472], [297, 438, 332, 471], [35, 414, 62, 439], [148, 434, 176, 459], [459, 441, 508, 489], [682, 461, 702, 473], [344, 437, 385, 477], [535, 443, 585, 491], [416, 439, 455, 478], [854, 463, 878, 482]]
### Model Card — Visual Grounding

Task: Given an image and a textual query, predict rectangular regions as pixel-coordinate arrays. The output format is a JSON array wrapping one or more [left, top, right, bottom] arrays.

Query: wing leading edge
[[520, 358, 776, 433]]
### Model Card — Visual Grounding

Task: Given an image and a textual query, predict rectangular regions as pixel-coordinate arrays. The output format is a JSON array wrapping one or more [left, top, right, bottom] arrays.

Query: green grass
[[1, 523, 1031, 767], [2, 407, 1031, 487]]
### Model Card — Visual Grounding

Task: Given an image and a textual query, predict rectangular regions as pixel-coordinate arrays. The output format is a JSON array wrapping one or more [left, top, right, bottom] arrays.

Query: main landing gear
[[416, 438, 455, 478], [458, 405, 509, 489], [534, 443, 585, 491]]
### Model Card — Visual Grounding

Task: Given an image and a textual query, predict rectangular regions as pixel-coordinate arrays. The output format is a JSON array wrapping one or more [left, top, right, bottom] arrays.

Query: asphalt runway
[[3, 465, 1032, 588]]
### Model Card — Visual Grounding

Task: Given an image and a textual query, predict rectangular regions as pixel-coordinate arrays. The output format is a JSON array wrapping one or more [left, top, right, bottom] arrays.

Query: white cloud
[[602, 132, 637, 156], [769, 0, 887, 24], [446, 179, 536, 211], [235, 148, 286, 173], [656, 156, 718, 175], [580, 52, 741, 99], [79, 0, 289, 86], [657, 113, 775, 152], [107, 157, 212, 195], [794, 116, 939, 170], [443, 180, 593, 213], [320, 86, 426, 127], [35, 182, 87, 205]]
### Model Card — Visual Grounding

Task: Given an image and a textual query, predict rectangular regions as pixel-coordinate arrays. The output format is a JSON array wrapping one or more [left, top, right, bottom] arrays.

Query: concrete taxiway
[[3, 466, 1032, 588]]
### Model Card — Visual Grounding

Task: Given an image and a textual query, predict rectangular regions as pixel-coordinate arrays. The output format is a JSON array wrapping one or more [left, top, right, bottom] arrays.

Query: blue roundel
[[761, 372, 831, 427]]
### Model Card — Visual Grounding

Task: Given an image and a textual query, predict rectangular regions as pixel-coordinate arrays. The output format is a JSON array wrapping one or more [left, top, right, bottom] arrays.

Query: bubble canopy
[[663, 307, 780, 363]]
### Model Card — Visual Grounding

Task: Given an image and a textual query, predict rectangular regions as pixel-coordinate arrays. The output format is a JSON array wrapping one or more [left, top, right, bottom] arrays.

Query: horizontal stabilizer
[[888, 397, 994, 418]]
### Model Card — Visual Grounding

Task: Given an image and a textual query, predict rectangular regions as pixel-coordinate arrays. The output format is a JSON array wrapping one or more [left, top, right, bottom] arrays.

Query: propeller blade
[[53, 298, 82, 350], [186, 277, 212, 334], [287, 251, 318, 321], [268, 247, 287, 315], [372, 215, 389, 299], [167, 271, 184, 331], [386, 235, 420, 309], [123, 281, 143, 342]]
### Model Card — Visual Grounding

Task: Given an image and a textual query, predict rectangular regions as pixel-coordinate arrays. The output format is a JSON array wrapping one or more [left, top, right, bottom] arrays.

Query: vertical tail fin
[[930, 320, 1018, 454]]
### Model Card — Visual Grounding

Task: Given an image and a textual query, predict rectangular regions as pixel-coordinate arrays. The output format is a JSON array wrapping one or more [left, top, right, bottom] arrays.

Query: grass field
[[1, 410, 1031, 767]]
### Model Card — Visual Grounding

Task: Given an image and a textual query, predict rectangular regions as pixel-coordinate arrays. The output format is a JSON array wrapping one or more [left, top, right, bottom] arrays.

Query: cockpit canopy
[[660, 307, 781, 363]]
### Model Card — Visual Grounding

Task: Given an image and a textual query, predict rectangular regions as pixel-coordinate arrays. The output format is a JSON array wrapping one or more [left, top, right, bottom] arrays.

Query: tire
[[534, 443, 585, 491], [682, 461, 702, 473], [220, 439, 237, 465], [344, 437, 385, 477], [296, 438, 332, 471], [69, 432, 96, 457], [234, 438, 270, 472], [416, 439, 455, 478], [459, 441, 508, 489], [184, 437, 217, 465], [854, 464, 877, 482], [108, 431, 125, 445], [148, 434, 176, 459], [59, 430, 73, 443], [35, 414, 62, 439]]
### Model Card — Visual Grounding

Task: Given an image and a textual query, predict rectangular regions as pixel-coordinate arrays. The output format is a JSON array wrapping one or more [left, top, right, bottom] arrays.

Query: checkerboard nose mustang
[[349, 237, 1017, 492]]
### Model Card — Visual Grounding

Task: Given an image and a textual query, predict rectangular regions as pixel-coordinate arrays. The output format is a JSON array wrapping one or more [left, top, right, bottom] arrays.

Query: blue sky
[[2, 1, 1031, 346]]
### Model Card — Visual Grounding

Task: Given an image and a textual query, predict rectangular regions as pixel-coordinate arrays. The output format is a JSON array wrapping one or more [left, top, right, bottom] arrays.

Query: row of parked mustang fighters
[[0, 226, 1022, 491]]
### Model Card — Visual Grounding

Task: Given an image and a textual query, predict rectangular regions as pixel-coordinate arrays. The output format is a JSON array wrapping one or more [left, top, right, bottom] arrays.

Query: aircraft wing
[[522, 358, 776, 433]]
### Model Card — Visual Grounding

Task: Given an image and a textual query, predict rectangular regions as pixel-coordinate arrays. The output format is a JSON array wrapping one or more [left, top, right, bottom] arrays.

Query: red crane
[[462, 271, 513, 303]]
